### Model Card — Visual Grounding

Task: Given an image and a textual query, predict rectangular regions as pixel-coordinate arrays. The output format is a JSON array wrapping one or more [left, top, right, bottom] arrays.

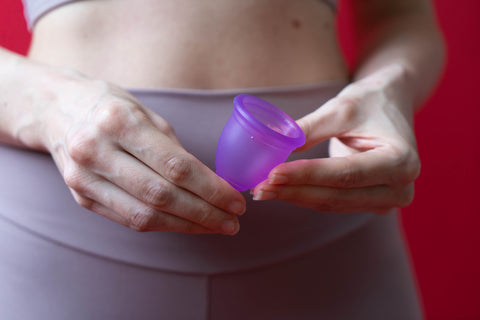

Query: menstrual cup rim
[[233, 94, 306, 149]]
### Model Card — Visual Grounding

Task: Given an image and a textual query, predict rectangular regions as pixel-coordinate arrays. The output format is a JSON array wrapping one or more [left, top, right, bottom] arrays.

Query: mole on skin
[[291, 19, 301, 29]]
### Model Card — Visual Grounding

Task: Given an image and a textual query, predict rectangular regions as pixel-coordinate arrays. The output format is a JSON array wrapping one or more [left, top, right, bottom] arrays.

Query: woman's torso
[[26, 0, 348, 89], [1, 0, 376, 274]]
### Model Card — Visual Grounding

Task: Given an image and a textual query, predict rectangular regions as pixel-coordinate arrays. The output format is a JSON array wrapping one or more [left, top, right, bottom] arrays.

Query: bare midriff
[[27, 0, 348, 89]]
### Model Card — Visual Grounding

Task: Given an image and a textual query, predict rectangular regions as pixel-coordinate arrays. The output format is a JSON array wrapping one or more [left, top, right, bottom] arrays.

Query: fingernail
[[228, 201, 246, 215], [253, 190, 277, 201], [222, 220, 239, 235], [269, 174, 289, 185]]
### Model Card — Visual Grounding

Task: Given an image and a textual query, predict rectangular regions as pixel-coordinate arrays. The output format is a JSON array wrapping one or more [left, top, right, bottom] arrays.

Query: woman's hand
[[252, 65, 421, 214], [36, 69, 245, 234]]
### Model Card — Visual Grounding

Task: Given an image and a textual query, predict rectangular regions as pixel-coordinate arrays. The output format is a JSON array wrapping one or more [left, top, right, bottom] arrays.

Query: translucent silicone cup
[[215, 94, 306, 191]]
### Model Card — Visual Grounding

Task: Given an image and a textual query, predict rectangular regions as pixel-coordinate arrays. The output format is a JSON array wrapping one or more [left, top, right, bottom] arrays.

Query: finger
[[73, 193, 215, 234], [142, 107, 182, 146], [90, 149, 244, 228], [64, 167, 240, 234], [70, 189, 128, 225], [295, 96, 355, 151], [252, 184, 414, 212], [266, 147, 417, 188], [70, 189, 213, 234], [287, 197, 394, 214], [288, 199, 394, 215], [117, 122, 246, 215]]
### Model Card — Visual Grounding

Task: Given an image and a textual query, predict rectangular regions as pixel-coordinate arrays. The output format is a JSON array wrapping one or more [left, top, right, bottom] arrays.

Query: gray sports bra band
[[22, 0, 337, 28]]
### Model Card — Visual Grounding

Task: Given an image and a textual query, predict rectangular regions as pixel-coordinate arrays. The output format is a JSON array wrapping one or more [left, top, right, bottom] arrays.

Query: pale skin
[[0, 0, 444, 234], [253, 64, 421, 213], [252, 0, 445, 211]]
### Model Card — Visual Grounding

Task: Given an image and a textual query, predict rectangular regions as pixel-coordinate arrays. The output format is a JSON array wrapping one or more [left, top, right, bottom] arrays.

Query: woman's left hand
[[251, 65, 421, 214]]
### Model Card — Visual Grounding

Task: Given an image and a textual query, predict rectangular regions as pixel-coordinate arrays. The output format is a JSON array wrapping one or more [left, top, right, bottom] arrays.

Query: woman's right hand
[[34, 68, 245, 235]]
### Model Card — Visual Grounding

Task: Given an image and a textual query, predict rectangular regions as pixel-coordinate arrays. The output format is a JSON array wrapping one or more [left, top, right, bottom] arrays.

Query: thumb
[[295, 97, 350, 151]]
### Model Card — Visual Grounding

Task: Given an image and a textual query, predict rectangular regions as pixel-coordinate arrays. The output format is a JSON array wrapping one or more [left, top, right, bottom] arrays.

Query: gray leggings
[[0, 212, 422, 320], [0, 82, 422, 319]]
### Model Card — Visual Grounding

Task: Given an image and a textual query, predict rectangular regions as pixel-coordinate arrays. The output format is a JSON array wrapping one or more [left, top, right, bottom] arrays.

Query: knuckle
[[93, 101, 127, 132], [205, 186, 224, 206], [389, 145, 421, 185], [163, 155, 193, 184], [405, 151, 421, 182], [296, 160, 315, 184], [76, 196, 95, 211], [65, 128, 99, 165], [196, 202, 214, 226], [182, 222, 198, 234], [337, 96, 359, 123], [128, 209, 155, 232], [64, 165, 87, 192], [298, 116, 313, 138], [319, 189, 342, 211], [143, 182, 172, 208], [127, 106, 151, 127], [93, 101, 148, 135], [156, 118, 176, 136], [338, 160, 358, 187], [396, 185, 415, 208]]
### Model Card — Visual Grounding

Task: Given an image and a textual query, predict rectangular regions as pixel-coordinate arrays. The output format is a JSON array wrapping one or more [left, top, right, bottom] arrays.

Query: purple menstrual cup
[[215, 94, 305, 191]]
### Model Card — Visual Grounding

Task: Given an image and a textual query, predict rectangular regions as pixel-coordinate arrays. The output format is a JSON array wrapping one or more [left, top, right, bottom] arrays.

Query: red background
[[1, 0, 479, 319], [337, 1, 480, 317]]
